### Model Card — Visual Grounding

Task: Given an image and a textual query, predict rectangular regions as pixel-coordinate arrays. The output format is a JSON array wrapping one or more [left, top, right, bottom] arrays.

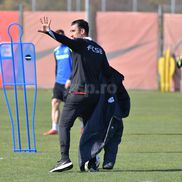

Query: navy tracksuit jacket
[[79, 68, 130, 170]]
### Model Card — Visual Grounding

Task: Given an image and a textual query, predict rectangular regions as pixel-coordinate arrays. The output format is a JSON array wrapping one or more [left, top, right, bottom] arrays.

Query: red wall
[[0, 11, 19, 88], [1, 11, 182, 90]]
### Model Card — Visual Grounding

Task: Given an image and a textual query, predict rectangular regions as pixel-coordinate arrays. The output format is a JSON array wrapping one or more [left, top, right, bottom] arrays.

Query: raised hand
[[38, 16, 51, 33]]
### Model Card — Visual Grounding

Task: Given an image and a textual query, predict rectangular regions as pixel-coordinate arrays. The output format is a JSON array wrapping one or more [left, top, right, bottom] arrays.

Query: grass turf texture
[[0, 89, 182, 182]]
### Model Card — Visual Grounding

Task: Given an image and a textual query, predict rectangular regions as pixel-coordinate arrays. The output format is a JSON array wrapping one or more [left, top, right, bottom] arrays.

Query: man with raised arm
[[39, 17, 111, 172]]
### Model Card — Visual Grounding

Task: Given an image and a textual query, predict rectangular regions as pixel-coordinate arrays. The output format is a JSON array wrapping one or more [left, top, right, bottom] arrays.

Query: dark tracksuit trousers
[[59, 93, 99, 160]]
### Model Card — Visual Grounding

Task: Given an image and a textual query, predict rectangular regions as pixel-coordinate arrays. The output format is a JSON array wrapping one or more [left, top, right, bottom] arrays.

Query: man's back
[[69, 38, 110, 93]]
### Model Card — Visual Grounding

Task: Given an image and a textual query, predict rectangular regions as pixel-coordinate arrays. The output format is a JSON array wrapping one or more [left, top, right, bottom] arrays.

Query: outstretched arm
[[38, 16, 83, 51]]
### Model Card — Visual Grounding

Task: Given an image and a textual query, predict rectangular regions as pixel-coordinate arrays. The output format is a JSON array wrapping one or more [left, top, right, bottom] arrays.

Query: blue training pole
[[0, 22, 37, 152]]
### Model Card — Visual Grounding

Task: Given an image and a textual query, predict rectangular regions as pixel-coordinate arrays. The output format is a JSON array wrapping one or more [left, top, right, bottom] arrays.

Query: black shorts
[[52, 82, 68, 102]]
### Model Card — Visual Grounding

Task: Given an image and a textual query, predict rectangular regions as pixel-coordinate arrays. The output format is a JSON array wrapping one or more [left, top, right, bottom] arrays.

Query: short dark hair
[[55, 29, 64, 35], [71, 19, 89, 36]]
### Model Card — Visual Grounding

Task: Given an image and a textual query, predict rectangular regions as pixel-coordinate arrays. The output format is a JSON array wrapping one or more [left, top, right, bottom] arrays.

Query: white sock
[[52, 122, 58, 131]]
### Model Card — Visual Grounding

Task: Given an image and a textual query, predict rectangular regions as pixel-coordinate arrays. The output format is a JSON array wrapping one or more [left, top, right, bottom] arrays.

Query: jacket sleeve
[[46, 30, 84, 52]]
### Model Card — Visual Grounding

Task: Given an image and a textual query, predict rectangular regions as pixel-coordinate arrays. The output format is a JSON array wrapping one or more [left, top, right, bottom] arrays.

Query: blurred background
[[1, 0, 182, 13], [0, 0, 182, 91]]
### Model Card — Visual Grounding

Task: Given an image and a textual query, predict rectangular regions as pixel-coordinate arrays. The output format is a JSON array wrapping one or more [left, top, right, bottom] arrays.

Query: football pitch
[[0, 89, 182, 182]]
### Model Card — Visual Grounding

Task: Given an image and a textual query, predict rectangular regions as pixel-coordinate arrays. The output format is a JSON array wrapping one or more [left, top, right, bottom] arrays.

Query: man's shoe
[[103, 162, 114, 170], [43, 129, 58, 136], [84, 155, 100, 171], [49, 159, 73, 172], [86, 163, 99, 172], [88, 167, 99, 172], [84, 158, 99, 172]]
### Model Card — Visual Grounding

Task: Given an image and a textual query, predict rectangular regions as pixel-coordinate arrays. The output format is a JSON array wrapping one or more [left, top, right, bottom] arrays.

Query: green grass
[[0, 89, 182, 182]]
